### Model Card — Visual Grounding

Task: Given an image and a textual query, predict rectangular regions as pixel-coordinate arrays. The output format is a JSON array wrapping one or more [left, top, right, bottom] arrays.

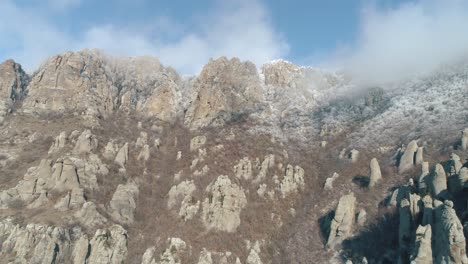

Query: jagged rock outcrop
[[434, 200, 468, 263], [0, 59, 29, 118], [184, 57, 264, 129], [202, 175, 247, 232], [109, 181, 139, 224], [431, 163, 448, 198], [87, 225, 128, 264], [136, 132, 148, 148], [54, 187, 86, 211], [368, 158, 382, 188], [279, 165, 305, 198], [418, 162, 430, 192], [73, 129, 99, 154], [74, 201, 108, 228], [0, 219, 127, 263], [253, 154, 275, 184], [27, 190, 49, 209], [410, 225, 433, 264], [103, 141, 119, 160], [142, 238, 186, 264], [327, 193, 356, 248], [398, 140, 419, 174], [115, 143, 129, 168], [246, 241, 263, 264], [48, 131, 68, 154], [167, 180, 199, 221], [23, 50, 116, 115], [262, 60, 302, 88]]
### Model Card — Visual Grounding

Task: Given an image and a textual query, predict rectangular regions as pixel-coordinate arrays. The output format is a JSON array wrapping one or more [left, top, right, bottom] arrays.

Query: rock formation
[[431, 163, 448, 198], [324, 172, 339, 191], [368, 158, 382, 188], [168, 180, 200, 221], [184, 57, 264, 129], [279, 165, 305, 198], [327, 193, 356, 248], [109, 182, 139, 224], [202, 175, 247, 232], [398, 140, 419, 174], [0, 59, 29, 118], [410, 225, 433, 264]]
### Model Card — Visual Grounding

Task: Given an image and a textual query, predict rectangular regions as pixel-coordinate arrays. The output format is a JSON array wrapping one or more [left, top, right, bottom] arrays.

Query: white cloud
[[0, 0, 288, 74], [332, 0, 468, 84]]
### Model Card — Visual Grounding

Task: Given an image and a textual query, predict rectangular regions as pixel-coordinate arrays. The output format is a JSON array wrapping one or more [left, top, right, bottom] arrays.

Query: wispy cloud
[[332, 0, 468, 84], [0, 0, 288, 74]]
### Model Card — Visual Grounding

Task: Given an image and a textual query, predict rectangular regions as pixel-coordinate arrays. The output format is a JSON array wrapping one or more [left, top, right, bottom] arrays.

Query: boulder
[[368, 158, 382, 188], [135, 131, 148, 148], [202, 175, 247, 232], [357, 209, 367, 226], [327, 193, 356, 248]]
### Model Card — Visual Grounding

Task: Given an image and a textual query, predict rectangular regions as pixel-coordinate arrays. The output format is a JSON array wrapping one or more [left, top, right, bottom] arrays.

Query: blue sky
[[2, 0, 468, 80]]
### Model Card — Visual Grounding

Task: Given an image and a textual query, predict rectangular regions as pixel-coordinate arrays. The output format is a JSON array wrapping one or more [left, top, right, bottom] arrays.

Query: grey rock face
[[327, 193, 356, 248], [109, 181, 139, 224], [410, 225, 433, 264], [0, 218, 127, 264], [368, 158, 382, 188], [431, 163, 448, 198], [202, 175, 247, 232], [398, 140, 419, 174], [0, 59, 29, 117], [434, 201, 468, 264], [184, 57, 264, 129]]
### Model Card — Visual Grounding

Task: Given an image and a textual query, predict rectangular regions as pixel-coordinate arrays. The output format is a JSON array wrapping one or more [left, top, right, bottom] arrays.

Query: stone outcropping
[[368, 158, 382, 188], [0, 218, 127, 263], [202, 175, 247, 232], [398, 140, 419, 174], [108, 181, 139, 224], [184, 57, 264, 129], [327, 193, 356, 248], [0, 59, 29, 118], [167, 180, 200, 221]]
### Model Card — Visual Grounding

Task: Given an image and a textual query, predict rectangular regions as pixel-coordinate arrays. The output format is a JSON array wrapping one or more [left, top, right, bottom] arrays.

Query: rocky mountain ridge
[[0, 49, 467, 263]]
